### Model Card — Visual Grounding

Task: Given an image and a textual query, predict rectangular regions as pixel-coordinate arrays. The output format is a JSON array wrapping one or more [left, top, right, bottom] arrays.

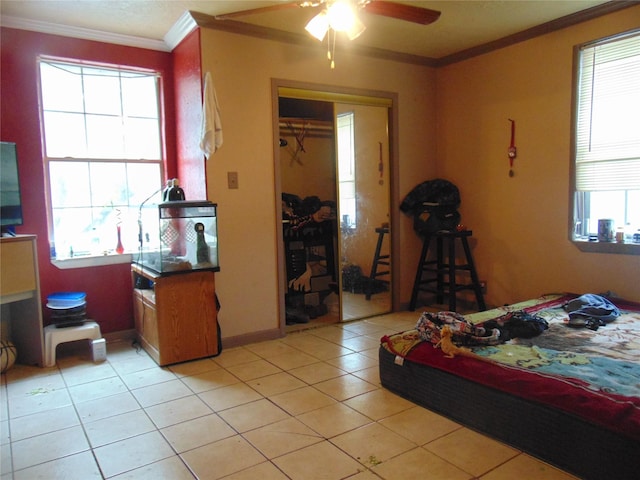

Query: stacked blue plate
[[47, 292, 87, 328]]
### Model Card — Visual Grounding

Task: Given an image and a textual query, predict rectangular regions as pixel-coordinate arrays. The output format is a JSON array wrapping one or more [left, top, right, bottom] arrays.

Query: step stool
[[410, 230, 486, 312], [366, 226, 390, 300], [44, 321, 103, 367]]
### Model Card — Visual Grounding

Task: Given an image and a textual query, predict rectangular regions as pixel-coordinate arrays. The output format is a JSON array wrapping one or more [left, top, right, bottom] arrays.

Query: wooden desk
[[0, 235, 45, 366]]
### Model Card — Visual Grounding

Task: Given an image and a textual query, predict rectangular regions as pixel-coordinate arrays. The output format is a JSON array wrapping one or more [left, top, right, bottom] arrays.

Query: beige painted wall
[[199, 30, 437, 342], [435, 6, 640, 305]]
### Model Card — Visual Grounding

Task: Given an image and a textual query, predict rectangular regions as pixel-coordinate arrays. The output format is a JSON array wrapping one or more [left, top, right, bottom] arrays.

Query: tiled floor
[[1, 312, 577, 479]]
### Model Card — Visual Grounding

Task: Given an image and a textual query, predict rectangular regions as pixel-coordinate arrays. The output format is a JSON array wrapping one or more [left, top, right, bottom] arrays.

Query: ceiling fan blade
[[362, 1, 441, 25], [215, 2, 308, 20]]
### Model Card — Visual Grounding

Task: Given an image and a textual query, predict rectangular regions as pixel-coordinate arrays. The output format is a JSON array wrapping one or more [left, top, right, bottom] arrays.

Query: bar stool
[[410, 230, 486, 312], [366, 226, 390, 300]]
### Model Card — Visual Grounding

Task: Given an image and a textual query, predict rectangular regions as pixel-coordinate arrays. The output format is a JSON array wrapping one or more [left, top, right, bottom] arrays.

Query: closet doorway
[[272, 80, 398, 332]]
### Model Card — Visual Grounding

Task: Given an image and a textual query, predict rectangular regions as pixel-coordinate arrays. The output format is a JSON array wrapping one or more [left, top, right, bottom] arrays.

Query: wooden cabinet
[[132, 264, 218, 366], [0, 235, 44, 366]]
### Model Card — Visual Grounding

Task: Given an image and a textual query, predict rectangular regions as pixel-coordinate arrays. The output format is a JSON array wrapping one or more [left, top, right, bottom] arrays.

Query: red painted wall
[[0, 27, 176, 333], [173, 28, 206, 200]]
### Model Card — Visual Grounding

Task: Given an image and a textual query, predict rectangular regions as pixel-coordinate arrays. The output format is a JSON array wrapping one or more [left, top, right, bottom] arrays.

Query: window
[[572, 30, 640, 250], [337, 112, 356, 228], [39, 59, 164, 260]]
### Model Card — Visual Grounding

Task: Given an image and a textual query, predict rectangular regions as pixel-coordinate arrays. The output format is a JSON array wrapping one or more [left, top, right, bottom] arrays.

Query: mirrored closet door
[[274, 83, 395, 328]]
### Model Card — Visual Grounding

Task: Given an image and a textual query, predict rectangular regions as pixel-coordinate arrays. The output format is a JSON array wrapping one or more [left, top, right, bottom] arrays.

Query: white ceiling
[[0, 1, 622, 61]]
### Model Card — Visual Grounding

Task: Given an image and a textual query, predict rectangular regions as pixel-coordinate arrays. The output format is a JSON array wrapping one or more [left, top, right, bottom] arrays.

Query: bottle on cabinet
[[164, 179, 186, 202], [161, 179, 173, 201]]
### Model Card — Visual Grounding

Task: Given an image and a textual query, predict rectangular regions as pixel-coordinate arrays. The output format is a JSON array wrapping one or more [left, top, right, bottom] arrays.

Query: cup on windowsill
[[597, 219, 615, 243]]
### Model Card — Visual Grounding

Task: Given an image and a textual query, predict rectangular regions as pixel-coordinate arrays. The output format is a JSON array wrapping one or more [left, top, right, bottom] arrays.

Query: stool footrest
[[372, 270, 390, 276], [44, 321, 103, 367], [439, 263, 472, 270]]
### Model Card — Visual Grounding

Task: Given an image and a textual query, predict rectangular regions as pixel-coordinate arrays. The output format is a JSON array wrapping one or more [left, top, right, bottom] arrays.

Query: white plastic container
[[92, 338, 107, 362]]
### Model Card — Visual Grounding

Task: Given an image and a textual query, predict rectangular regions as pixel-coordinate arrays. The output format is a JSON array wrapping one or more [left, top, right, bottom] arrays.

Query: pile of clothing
[[282, 193, 336, 230], [563, 293, 620, 330], [416, 310, 549, 347], [400, 179, 461, 234]]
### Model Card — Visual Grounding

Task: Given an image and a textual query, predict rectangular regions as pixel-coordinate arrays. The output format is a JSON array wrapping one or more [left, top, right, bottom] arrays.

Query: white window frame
[[336, 112, 357, 229], [38, 57, 165, 267], [570, 29, 640, 255]]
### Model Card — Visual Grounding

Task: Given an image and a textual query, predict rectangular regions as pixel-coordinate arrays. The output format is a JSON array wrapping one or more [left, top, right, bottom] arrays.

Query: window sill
[[572, 239, 640, 255], [52, 253, 133, 269]]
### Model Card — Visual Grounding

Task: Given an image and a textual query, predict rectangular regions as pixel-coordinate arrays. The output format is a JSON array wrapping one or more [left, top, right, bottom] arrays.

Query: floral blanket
[[468, 294, 640, 398]]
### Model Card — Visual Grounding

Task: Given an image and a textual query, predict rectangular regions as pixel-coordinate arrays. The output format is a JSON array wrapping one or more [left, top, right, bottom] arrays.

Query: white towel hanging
[[200, 71, 223, 158]]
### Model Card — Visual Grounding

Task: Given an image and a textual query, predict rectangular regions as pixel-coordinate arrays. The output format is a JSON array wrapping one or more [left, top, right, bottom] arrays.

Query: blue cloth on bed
[[564, 294, 620, 328]]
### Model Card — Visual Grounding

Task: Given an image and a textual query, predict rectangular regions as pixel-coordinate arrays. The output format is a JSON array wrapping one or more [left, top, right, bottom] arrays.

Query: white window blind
[[575, 30, 640, 191]]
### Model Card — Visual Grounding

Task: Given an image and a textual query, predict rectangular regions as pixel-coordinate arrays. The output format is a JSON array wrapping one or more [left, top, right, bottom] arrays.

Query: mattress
[[379, 294, 640, 480]]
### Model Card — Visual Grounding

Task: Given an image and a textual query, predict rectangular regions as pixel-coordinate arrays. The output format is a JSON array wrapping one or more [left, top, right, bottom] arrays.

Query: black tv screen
[[0, 142, 24, 228]]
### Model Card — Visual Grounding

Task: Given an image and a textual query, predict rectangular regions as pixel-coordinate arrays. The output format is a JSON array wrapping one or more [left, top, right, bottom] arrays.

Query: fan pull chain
[[326, 29, 336, 69]]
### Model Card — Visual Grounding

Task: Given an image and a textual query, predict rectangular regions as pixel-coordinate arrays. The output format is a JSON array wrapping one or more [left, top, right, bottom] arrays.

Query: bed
[[379, 294, 640, 480]]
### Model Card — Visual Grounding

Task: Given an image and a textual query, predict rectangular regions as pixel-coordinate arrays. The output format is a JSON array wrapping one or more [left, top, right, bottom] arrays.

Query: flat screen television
[[0, 141, 24, 234]]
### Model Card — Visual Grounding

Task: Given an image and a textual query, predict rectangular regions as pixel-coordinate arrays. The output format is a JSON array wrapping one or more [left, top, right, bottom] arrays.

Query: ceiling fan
[[216, 1, 442, 68]]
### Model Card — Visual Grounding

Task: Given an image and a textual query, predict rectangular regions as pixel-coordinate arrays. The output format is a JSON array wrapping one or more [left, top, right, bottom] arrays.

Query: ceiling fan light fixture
[[305, 11, 329, 41], [345, 15, 366, 40], [326, 1, 357, 32], [306, 1, 366, 43], [304, 1, 368, 68]]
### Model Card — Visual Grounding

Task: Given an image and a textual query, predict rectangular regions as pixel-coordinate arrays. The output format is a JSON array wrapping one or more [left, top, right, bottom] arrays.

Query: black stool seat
[[366, 226, 390, 300], [410, 230, 486, 312]]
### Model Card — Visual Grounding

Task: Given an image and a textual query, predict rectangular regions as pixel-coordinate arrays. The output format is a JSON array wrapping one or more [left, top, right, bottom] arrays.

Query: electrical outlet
[[227, 171, 239, 189]]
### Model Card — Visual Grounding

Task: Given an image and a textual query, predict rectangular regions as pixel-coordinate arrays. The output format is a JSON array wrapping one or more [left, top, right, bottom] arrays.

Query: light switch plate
[[227, 171, 239, 189]]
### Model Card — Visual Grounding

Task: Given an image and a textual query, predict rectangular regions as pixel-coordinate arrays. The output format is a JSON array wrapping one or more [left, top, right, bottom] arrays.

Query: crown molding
[[164, 11, 198, 51], [0, 15, 170, 52], [435, 1, 639, 67]]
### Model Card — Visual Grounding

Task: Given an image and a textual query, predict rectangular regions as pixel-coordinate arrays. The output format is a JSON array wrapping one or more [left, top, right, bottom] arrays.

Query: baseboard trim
[[221, 328, 284, 349], [103, 329, 137, 344], [104, 327, 284, 352]]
